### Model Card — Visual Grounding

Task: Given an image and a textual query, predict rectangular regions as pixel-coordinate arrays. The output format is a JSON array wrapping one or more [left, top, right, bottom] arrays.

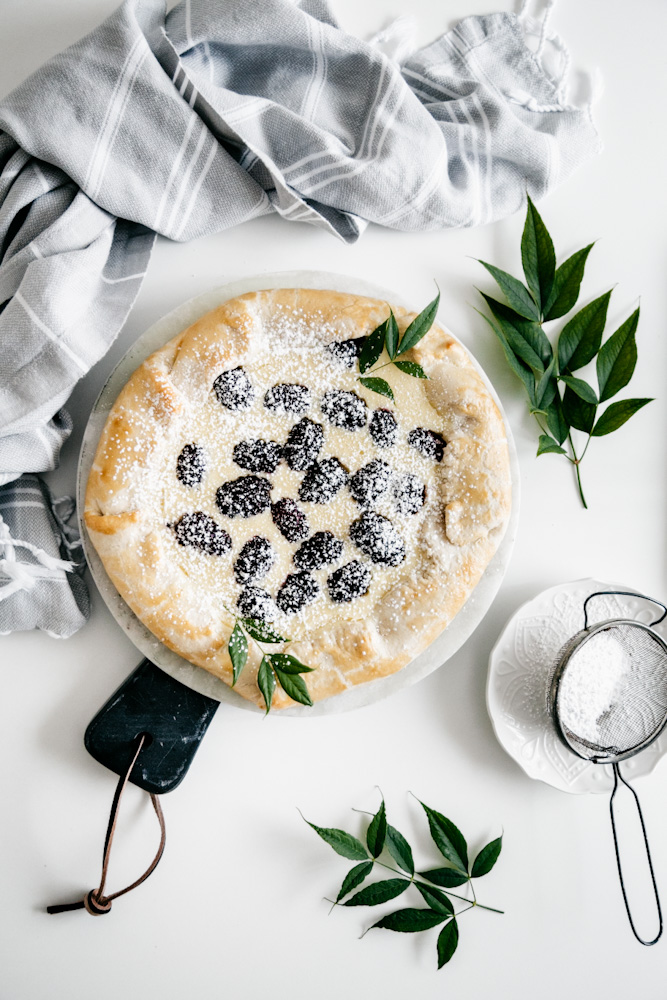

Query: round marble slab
[[78, 269, 520, 716], [487, 579, 667, 793]]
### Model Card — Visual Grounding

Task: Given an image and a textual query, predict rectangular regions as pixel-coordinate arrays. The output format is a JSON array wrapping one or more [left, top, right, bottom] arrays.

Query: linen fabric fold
[[0, 474, 89, 636], [0, 0, 600, 489]]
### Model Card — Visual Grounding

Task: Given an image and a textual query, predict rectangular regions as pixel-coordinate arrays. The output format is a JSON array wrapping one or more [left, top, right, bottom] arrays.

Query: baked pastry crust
[[85, 288, 511, 709]]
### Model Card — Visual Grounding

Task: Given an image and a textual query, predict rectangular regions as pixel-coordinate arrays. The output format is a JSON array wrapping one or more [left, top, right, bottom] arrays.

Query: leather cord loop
[[47, 733, 166, 916]]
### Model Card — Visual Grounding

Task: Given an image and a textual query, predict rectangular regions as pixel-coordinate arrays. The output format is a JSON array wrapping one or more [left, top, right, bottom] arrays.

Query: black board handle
[[85, 659, 219, 794]]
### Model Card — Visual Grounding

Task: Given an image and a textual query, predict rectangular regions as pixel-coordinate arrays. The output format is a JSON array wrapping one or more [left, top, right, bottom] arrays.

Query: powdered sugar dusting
[[101, 298, 454, 642]]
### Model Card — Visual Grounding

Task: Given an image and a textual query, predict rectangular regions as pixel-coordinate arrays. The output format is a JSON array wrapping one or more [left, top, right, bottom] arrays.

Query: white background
[[2, 1, 667, 998]]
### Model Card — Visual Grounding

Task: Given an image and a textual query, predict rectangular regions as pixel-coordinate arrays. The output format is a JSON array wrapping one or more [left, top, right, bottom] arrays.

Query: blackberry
[[237, 586, 278, 622], [321, 389, 367, 431], [233, 439, 282, 474], [234, 536, 275, 585], [407, 427, 446, 462], [324, 336, 366, 370], [294, 531, 344, 571], [283, 417, 324, 471], [264, 383, 311, 414], [276, 571, 319, 614], [172, 511, 231, 556], [299, 457, 348, 504], [349, 459, 392, 507], [212, 366, 254, 410], [327, 560, 372, 604], [216, 475, 271, 518], [369, 408, 398, 448], [176, 442, 206, 487], [393, 473, 426, 516], [350, 511, 406, 566], [271, 498, 309, 542]]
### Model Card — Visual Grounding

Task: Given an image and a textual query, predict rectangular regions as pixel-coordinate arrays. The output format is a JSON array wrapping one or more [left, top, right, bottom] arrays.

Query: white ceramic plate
[[78, 269, 520, 716], [487, 578, 667, 793]]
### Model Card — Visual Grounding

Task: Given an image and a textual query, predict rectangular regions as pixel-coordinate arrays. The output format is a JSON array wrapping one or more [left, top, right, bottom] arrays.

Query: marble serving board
[[78, 269, 520, 717]]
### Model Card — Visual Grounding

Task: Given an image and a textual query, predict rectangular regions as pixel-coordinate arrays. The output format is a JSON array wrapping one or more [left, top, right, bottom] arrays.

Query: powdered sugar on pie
[[84, 288, 511, 710]]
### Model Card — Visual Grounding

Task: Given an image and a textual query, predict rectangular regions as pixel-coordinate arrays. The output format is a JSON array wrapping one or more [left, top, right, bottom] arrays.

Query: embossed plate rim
[[486, 577, 667, 793]]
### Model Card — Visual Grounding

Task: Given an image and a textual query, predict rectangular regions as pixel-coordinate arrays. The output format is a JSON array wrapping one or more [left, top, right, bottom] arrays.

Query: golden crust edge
[[84, 288, 512, 710]]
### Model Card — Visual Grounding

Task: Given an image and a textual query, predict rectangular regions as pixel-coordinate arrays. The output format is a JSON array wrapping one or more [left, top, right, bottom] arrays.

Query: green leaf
[[477, 260, 540, 321], [474, 307, 537, 407], [336, 862, 374, 902], [521, 194, 555, 313], [545, 395, 569, 445], [366, 800, 387, 858], [267, 653, 313, 674], [471, 836, 503, 878], [397, 290, 440, 355], [559, 376, 598, 404], [437, 919, 459, 969], [596, 308, 639, 402], [393, 360, 427, 379], [242, 618, 288, 643], [414, 882, 455, 915], [257, 655, 275, 714], [359, 377, 394, 401], [274, 668, 313, 707], [419, 868, 469, 889], [479, 293, 550, 372], [557, 291, 611, 372], [591, 397, 653, 437], [371, 908, 446, 934], [534, 358, 557, 411], [303, 820, 369, 861], [344, 878, 409, 907], [385, 311, 399, 359], [536, 434, 567, 457], [386, 825, 414, 876], [562, 386, 596, 434], [359, 318, 387, 373], [419, 801, 468, 873], [228, 622, 248, 686], [543, 244, 594, 321]]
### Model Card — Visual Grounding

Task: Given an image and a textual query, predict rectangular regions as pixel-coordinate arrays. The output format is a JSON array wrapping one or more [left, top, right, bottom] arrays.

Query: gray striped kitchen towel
[[0, 0, 599, 632], [0, 475, 89, 636]]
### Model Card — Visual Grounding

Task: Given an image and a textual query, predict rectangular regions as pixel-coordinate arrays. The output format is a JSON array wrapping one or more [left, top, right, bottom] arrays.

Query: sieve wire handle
[[583, 591, 667, 630], [609, 763, 663, 946]]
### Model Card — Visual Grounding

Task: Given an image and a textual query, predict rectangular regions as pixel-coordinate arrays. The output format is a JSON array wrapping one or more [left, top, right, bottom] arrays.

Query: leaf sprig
[[476, 195, 653, 508], [226, 613, 313, 714], [303, 792, 503, 970], [356, 291, 440, 402]]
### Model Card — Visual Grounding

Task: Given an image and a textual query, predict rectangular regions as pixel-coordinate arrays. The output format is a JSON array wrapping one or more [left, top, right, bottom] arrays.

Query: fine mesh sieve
[[548, 591, 667, 946]]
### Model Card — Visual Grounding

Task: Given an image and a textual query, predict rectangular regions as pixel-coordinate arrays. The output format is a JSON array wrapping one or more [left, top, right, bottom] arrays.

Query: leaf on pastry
[[393, 360, 427, 379], [359, 376, 394, 401], [273, 666, 313, 707], [241, 617, 289, 643], [396, 289, 440, 355], [228, 622, 248, 685], [257, 655, 276, 714], [358, 317, 388, 373]]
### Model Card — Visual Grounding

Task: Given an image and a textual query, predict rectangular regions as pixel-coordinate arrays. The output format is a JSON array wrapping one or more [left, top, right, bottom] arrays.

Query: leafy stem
[[224, 607, 314, 713], [303, 791, 503, 970], [477, 194, 653, 508], [567, 432, 588, 509], [355, 292, 439, 403]]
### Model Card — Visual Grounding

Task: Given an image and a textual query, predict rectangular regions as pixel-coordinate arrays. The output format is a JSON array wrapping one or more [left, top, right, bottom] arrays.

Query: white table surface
[[2, 2, 667, 998]]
